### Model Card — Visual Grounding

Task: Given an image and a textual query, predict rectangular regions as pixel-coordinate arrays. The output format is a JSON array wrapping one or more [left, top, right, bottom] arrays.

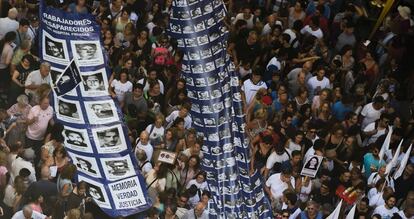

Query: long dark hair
[[0, 31, 17, 54]]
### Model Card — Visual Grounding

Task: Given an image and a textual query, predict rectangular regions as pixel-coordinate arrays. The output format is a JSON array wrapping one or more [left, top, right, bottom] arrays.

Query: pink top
[[30, 203, 43, 213], [26, 105, 53, 140]]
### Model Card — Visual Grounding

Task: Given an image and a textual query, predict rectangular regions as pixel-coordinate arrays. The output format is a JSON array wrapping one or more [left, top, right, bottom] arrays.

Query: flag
[[54, 59, 82, 96], [326, 200, 343, 219], [379, 126, 393, 162], [345, 204, 356, 219], [394, 144, 412, 179], [385, 139, 403, 174]]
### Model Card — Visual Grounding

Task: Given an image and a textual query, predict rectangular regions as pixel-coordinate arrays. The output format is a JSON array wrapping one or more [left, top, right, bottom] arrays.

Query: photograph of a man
[[76, 157, 97, 174], [64, 130, 87, 147], [75, 43, 98, 60], [45, 37, 65, 59], [82, 73, 105, 91], [97, 128, 120, 147], [106, 159, 129, 176], [58, 100, 79, 119], [90, 103, 113, 118], [88, 184, 105, 202]]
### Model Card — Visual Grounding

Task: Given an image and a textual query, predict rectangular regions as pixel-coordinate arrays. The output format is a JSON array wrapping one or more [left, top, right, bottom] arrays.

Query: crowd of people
[[0, 0, 414, 218]]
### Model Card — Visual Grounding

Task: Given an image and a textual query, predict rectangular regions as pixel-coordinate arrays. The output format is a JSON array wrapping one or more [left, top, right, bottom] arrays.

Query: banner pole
[[369, 0, 396, 40]]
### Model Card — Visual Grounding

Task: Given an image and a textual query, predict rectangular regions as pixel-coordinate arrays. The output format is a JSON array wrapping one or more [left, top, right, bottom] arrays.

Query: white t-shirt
[[166, 110, 192, 129], [186, 179, 207, 190], [373, 205, 398, 219], [242, 79, 267, 105], [360, 103, 384, 129], [363, 122, 386, 146], [111, 79, 132, 102], [300, 25, 323, 39], [307, 76, 330, 96], [135, 140, 153, 162], [397, 210, 412, 219], [137, 78, 165, 94], [265, 173, 295, 199], [283, 29, 299, 48], [145, 124, 165, 142], [266, 151, 290, 169]]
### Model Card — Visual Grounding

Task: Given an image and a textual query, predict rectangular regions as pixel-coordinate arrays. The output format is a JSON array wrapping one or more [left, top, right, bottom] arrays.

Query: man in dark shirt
[[310, 180, 336, 206], [23, 166, 57, 215], [235, 30, 261, 68], [394, 163, 414, 201], [330, 169, 352, 193]]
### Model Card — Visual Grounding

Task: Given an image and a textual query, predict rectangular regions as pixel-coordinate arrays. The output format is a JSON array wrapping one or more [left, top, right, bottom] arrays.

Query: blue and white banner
[[39, 3, 151, 217], [168, 0, 272, 218]]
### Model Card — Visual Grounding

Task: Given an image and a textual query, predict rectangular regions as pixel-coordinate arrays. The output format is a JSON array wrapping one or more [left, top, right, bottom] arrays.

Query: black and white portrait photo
[[64, 129, 87, 147], [57, 99, 80, 120], [101, 156, 135, 180], [197, 35, 209, 45], [191, 64, 203, 73], [185, 38, 197, 47], [71, 41, 103, 66], [93, 125, 127, 153], [191, 7, 202, 18], [68, 151, 101, 177], [211, 89, 222, 99], [301, 155, 323, 178], [188, 51, 200, 60], [204, 118, 216, 127], [45, 37, 65, 59], [89, 184, 105, 202], [206, 18, 215, 28], [75, 43, 98, 60], [106, 159, 129, 176], [76, 157, 97, 174], [194, 22, 205, 32], [78, 176, 110, 208], [198, 91, 210, 100], [170, 23, 181, 33], [203, 3, 213, 14], [195, 78, 206, 87], [42, 31, 69, 65], [200, 49, 212, 58], [205, 62, 215, 72], [182, 25, 194, 34], [97, 128, 120, 148], [85, 101, 118, 124], [81, 71, 108, 95]]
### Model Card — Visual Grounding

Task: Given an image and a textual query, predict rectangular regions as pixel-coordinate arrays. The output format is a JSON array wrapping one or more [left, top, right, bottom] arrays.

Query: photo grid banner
[[168, 0, 272, 218], [39, 2, 151, 217]]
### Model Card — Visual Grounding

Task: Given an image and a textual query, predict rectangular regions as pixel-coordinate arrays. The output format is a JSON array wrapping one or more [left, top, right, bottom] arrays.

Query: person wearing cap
[[27, 16, 39, 45], [0, 8, 19, 40]]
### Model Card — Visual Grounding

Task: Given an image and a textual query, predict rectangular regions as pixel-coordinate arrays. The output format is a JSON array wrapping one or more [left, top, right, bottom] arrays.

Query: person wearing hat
[[27, 16, 39, 45], [0, 8, 19, 40]]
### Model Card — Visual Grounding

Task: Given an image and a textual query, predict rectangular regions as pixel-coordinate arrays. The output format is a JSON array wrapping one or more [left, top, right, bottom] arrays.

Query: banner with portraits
[[39, 3, 151, 217], [168, 0, 272, 218]]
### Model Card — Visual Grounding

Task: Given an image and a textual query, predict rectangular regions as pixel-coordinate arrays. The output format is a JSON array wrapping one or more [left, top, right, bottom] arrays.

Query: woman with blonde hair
[[246, 108, 268, 139]]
